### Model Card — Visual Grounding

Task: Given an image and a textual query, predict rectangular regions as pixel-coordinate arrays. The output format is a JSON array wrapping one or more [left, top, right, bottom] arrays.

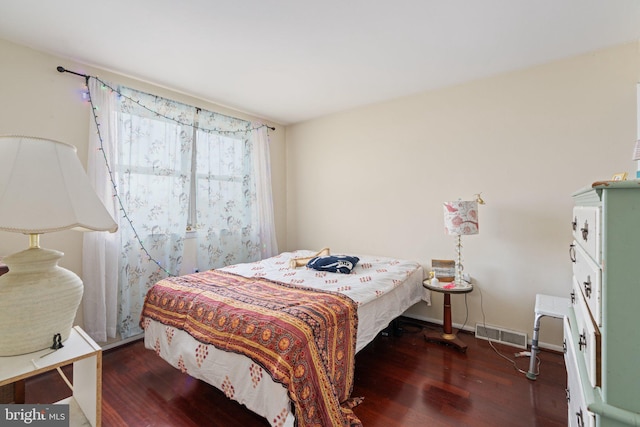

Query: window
[[114, 86, 268, 336], [82, 77, 277, 341]]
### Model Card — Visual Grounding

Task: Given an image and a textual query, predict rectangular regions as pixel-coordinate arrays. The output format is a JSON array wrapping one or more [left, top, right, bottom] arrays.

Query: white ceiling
[[1, 1, 639, 125]]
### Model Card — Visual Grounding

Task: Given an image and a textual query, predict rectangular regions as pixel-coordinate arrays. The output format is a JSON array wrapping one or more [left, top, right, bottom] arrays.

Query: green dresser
[[566, 181, 640, 426]]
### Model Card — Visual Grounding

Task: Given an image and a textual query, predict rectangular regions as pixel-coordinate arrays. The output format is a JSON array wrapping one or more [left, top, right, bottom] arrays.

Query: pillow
[[306, 255, 360, 274]]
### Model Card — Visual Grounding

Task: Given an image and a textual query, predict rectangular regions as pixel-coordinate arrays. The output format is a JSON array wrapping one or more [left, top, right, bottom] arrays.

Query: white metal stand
[[526, 294, 569, 380]]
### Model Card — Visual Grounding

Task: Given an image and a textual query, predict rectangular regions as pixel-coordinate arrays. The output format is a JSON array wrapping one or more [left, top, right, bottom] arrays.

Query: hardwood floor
[[25, 319, 567, 426]]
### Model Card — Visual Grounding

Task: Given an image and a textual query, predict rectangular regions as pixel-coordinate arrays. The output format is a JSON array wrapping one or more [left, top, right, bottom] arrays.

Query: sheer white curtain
[[83, 80, 278, 342], [116, 88, 192, 338], [253, 125, 278, 259], [82, 78, 121, 342], [194, 111, 278, 269]]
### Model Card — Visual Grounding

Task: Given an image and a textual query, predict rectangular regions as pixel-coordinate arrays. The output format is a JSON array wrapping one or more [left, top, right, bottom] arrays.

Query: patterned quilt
[[141, 269, 361, 427]]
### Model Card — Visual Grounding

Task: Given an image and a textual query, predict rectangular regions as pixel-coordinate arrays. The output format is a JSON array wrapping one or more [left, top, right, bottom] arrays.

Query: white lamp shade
[[443, 200, 479, 235], [0, 135, 117, 234]]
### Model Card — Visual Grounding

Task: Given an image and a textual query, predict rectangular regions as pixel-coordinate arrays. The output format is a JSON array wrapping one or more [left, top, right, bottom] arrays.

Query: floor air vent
[[475, 324, 527, 349]]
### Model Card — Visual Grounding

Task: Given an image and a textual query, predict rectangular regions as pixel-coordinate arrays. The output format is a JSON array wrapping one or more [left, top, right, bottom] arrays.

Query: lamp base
[[0, 247, 83, 356]]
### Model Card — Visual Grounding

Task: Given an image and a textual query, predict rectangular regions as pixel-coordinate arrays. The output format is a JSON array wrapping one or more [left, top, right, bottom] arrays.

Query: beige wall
[[0, 39, 287, 327], [286, 42, 640, 348]]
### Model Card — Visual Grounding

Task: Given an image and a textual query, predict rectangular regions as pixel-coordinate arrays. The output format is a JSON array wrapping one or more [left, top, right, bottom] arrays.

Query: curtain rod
[[56, 66, 89, 79], [56, 66, 276, 131]]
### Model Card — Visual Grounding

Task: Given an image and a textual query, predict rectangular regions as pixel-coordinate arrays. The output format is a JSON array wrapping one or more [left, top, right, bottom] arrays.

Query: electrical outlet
[[514, 351, 531, 358]]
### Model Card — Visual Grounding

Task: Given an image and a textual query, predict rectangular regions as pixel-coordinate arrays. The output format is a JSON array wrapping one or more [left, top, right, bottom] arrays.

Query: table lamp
[[0, 135, 117, 356], [443, 199, 479, 287]]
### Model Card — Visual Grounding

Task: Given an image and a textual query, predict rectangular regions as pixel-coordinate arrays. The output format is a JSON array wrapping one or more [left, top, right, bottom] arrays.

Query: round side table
[[423, 280, 473, 352]]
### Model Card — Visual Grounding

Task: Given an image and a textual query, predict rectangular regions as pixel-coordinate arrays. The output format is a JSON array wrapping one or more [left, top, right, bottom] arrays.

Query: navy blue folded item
[[306, 255, 360, 274]]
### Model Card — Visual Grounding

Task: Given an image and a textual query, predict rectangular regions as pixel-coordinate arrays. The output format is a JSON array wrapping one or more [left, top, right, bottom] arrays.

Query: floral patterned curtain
[[83, 80, 277, 341], [195, 109, 259, 268], [116, 88, 193, 337]]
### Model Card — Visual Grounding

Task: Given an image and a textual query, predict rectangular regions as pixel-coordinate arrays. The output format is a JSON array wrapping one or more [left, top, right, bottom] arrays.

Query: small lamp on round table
[[443, 199, 479, 287], [424, 195, 483, 351]]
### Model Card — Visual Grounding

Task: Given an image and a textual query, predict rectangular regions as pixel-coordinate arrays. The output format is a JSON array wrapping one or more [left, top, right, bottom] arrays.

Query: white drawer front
[[571, 241, 602, 327], [564, 317, 595, 427], [572, 206, 601, 263], [571, 277, 601, 388]]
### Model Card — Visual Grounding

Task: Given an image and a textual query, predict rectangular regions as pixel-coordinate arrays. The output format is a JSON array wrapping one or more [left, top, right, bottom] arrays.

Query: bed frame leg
[[381, 318, 404, 337], [392, 318, 404, 337]]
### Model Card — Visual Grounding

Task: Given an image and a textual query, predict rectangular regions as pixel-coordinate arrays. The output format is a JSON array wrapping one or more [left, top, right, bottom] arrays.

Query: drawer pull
[[583, 276, 592, 298], [572, 217, 577, 231], [569, 244, 576, 263], [565, 387, 570, 402], [579, 332, 587, 351], [581, 221, 589, 241], [576, 408, 584, 427]]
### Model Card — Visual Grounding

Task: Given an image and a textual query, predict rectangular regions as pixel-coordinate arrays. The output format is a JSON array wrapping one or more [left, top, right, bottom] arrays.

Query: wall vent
[[475, 324, 528, 349]]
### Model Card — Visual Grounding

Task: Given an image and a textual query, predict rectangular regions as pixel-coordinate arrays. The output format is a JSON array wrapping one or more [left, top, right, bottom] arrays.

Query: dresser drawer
[[570, 277, 601, 388], [572, 206, 601, 263], [571, 241, 602, 327], [564, 317, 595, 427]]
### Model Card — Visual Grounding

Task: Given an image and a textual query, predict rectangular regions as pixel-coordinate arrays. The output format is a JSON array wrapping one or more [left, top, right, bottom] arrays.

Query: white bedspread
[[143, 250, 425, 427], [221, 250, 421, 304]]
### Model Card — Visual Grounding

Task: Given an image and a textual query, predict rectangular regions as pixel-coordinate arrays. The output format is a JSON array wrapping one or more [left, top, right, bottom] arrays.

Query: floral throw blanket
[[141, 269, 361, 427]]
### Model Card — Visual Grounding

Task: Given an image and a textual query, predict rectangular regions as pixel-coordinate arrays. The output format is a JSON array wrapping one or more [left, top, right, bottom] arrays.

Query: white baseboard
[[100, 332, 145, 351]]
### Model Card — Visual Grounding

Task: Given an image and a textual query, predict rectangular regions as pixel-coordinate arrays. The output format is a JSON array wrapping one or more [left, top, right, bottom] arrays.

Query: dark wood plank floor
[[25, 319, 567, 426]]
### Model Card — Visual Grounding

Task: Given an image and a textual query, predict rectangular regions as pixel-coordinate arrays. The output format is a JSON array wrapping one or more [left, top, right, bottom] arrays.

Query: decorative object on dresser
[[610, 172, 628, 181], [443, 193, 484, 287], [0, 135, 118, 356], [566, 180, 640, 426]]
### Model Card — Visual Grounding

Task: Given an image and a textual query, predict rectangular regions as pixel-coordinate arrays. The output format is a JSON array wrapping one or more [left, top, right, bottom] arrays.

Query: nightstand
[[423, 280, 473, 352], [0, 326, 102, 426]]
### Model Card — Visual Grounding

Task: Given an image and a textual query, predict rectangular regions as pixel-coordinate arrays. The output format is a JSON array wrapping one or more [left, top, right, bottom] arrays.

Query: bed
[[141, 250, 425, 427]]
